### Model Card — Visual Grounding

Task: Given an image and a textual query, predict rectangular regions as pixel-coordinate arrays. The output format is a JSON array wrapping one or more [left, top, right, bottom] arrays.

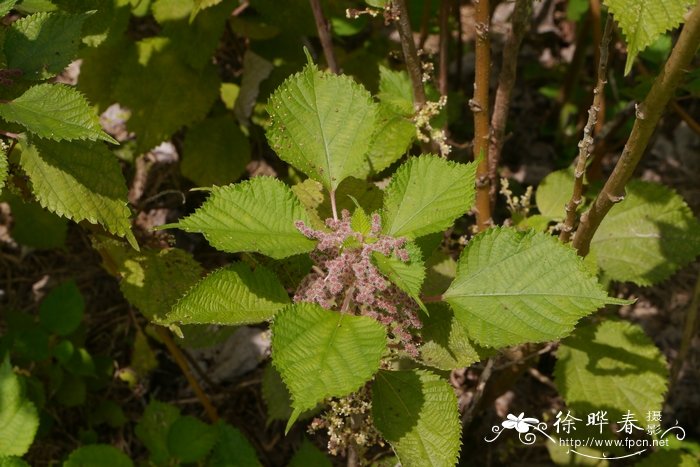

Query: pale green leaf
[[444, 227, 627, 348], [208, 422, 261, 467], [5, 11, 87, 80], [64, 445, 133, 467], [373, 241, 426, 311], [271, 303, 386, 429], [181, 115, 251, 187], [152, 0, 192, 22], [0, 358, 39, 457], [167, 416, 218, 463], [161, 262, 290, 326], [377, 65, 414, 115], [590, 181, 700, 286], [162, 177, 315, 259], [554, 320, 668, 423], [420, 303, 481, 371], [113, 37, 219, 152], [0, 84, 116, 143], [18, 137, 136, 246], [134, 399, 181, 465], [234, 50, 274, 125], [0, 0, 18, 16], [267, 51, 378, 191], [603, 0, 695, 74], [382, 155, 477, 238], [536, 168, 575, 220], [372, 369, 461, 467]]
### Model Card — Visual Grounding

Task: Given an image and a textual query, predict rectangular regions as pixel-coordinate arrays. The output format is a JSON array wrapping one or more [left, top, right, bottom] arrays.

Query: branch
[[671, 268, 700, 383], [309, 0, 338, 74], [572, 3, 700, 255], [393, 0, 427, 107], [472, 0, 492, 231], [487, 0, 532, 202], [438, 0, 451, 98], [559, 16, 613, 243]]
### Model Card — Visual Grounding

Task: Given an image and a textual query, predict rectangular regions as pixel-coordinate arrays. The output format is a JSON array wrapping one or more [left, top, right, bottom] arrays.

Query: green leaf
[[382, 155, 477, 238], [181, 115, 251, 187], [18, 137, 136, 247], [0, 457, 30, 467], [267, 51, 378, 191], [443, 227, 627, 348], [0, 84, 116, 143], [161, 177, 315, 259], [0, 358, 39, 457], [134, 399, 181, 465], [554, 320, 668, 423], [590, 181, 700, 286], [535, 168, 574, 220], [377, 65, 414, 115], [4, 193, 67, 249], [131, 330, 158, 378], [191, 0, 223, 20], [261, 364, 318, 425], [39, 280, 84, 336], [167, 416, 218, 463], [421, 250, 456, 296], [271, 303, 386, 430], [373, 241, 426, 312], [420, 303, 481, 371], [64, 445, 133, 467], [372, 369, 461, 467], [208, 422, 261, 467], [288, 439, 332, 467], [5, 11, 87, 80], [161, 262, 290, 326], [364, 103, 415, 175], [602, 0, 695, 74], [0, 0, 18, 16], [113, 37, 219, 152]]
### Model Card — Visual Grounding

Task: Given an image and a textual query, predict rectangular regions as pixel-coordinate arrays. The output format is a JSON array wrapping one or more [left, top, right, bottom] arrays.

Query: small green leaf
[[161, 177, 315, 259], [0, 358, 39, 457], [18, 137, 136, 247], [288, 438, 332, 467], [590, 181, 700, 286], [535, 168, 575, 220], [208, 422, 262, 467], [373, 241, 426, 312], [444, 227, 628, 348], [271, 303, 386, 430], [267, 51, 378, 191], [39, 280, 84, 336], [161, 262, 290, 326], [64, 445, 133, 467], [168, 416, 218, 463], [603, 0, 695, 74], [5, 11, 88, 80], [382, 155, 477, 238], [181, 115, 251, 187], [134, 399, 181, 465], [554, 320, 668, 422], [372, 369, 461, 467], [0, 85, 116, 143], [420, 303, 481, 371]]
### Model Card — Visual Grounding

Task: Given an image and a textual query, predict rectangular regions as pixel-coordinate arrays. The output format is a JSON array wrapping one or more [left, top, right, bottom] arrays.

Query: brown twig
[[573, 2, 700, 256], [487, 0, 532, 203], [438, 0, 451, 98], [671, 267, 700, 383], [393, 0, 428, 107], [671, 100, 700, 135], [589, 0, 605, 135], [309, 0, 338, 74], [454, 0, 464, 90], [559, 16, 613, 243], [462, 357, 494, 426], [472, 0, 492, 231]]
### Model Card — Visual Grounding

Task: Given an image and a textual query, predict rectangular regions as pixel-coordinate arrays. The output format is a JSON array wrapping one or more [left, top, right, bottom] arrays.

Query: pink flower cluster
[[294, 210, 422, 357]]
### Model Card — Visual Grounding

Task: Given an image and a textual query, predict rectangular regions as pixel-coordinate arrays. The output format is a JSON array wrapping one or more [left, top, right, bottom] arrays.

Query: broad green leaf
[[372, 369, 461, 467], [267, 51, 378, 191], [64, 445, 133, 467], [0, 358, 39, 457], [4, 193, 67, 249], [208, 422, 261, 467], [167, 416, 218, 463], [161, 262, 290, 326], [5, 11, 87, 80], [364, 103, 415, 175], [535, 168, 575, 220], [113, 37, 219, 152], [181, 115, 251, 187], [288, 439, 332, 467], [261, 364, 318, 425], [271, 303, 386, 430], [373, 241, 426, 312], [0, 85, 116, 143], [554, 320, 668, 423], [134, 399, 181, 465], [444, 227, 628, 348], [382, 155, 477, 238], [0, 457, 30, 467], [420, 303, 481, 371], [161, 177, 315, 259], [603, 0, 695, 74], [590, 181, 700, 286], [39, 280, 84, 336], [18, 137, 136, 247], [377, 65, 414, 115]]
